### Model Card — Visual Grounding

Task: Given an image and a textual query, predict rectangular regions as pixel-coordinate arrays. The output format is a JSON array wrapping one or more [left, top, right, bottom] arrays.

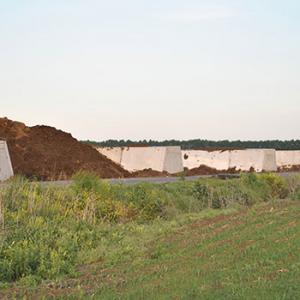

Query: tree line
[[83, 139, 300, 150]]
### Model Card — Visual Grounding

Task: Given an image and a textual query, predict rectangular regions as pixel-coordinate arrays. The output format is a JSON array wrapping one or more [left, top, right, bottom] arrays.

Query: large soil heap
[[0, 117, 129, 180]]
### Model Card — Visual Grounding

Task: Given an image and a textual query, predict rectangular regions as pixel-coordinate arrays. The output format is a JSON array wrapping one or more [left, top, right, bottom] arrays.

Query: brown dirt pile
[[0, 117, 130, 180], [131, 169, 169, 178], [277, 165, 300, 172], [183, 165, 239, 176]]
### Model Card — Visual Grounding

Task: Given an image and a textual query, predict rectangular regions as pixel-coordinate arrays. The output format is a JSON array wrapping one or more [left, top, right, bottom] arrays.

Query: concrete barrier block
[[98, 146, 183, 174], [229, 149, 277, 172], [263, 149, 278, 171], [276, 151, 300, 169], [121, 147, 167, 172], [163, 147, 184, 174], [0, 141, 14, 181], [182, 150, 230, 170], [97, 147, 123, 165], [182, 149, 277, 172]]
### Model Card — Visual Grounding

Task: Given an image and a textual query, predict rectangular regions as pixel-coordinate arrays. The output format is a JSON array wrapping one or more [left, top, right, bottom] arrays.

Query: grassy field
[[0, 173, 299, 299]]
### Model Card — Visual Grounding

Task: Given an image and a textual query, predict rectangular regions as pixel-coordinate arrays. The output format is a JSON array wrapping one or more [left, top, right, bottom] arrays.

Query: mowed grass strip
[[8, 200, 299, 300]]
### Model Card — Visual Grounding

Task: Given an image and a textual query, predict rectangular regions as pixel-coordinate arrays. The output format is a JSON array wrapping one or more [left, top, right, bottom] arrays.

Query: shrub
[[126, 184, 166, 221], [0, 172, 294, 285], [192, 181, 210, 209], [259, 173, 289, 199], [0, 220, 78, 282], [72, 171, 110, 196], [285, 175, 300, 198], [293, 189, 300, 200]]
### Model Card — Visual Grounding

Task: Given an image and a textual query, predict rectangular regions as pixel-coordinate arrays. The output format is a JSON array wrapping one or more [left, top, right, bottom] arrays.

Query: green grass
[[0, 173, 300, 299], [91, 201, 300, 300]]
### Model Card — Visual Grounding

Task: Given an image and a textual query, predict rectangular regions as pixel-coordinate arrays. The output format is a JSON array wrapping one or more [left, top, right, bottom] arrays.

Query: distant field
[[0, 173, 299, 299]]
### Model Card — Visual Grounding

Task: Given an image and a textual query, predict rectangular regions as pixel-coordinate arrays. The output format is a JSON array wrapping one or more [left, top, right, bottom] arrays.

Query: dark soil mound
[[184, 165, 239, 176], [0, 117, 130, 180], [131, 168, 169, 178], [277, 165, 300, 172]]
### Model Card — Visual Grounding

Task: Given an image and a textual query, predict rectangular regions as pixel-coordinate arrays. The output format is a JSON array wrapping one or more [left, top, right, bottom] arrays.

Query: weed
[[0, 173, 298, 287]]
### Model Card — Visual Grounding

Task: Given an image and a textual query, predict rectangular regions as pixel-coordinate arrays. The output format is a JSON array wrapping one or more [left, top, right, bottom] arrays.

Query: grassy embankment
[[0, 172, 299, 299]]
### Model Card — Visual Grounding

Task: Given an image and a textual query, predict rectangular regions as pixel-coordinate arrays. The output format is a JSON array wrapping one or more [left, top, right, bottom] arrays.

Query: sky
[[0, 0, 299, 141]]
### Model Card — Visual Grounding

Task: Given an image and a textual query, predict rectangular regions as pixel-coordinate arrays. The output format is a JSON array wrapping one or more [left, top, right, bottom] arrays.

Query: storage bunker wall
[[97, 147, 123, 165], [97, 146, 184, 174], [0, 140, 14, 181], [163, 146, 184, 174], [229, 149, 277, 172], [182, 149, 277, 172], [182, 150, 230, 171], [98, 146, 279, 174], [121, 147, 166, 172], [276, 151, 300, 169]]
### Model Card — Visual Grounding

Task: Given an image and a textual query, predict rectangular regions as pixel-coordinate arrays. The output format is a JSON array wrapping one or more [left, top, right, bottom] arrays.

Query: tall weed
[[0, 173, 298, 284]]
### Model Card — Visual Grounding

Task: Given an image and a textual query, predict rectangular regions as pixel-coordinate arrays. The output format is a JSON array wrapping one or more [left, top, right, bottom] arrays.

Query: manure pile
[[0, 117, 130, 180]]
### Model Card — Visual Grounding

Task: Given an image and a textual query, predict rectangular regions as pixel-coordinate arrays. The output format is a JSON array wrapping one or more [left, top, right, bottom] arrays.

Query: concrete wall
[[121, 147, 166, 172], [182, 150, 230, 170], [163, 147, 184, 174], [97, 146, 183, 174], [182, 149, 277, 172], [276, 151, 300, 169], [229, 149, 277, 172], [0, 141, 14, 181], [263, 150, 278, 171], [97, 147, 123, 165], [98, 146, 282, 174]]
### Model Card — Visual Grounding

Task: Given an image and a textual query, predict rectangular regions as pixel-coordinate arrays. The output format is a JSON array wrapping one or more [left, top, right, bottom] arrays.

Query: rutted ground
[[1, 200, 299, 299]]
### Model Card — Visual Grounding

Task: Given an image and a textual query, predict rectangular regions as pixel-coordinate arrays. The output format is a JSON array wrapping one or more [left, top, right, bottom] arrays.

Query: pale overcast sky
[[1, 0, 299, 141]]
